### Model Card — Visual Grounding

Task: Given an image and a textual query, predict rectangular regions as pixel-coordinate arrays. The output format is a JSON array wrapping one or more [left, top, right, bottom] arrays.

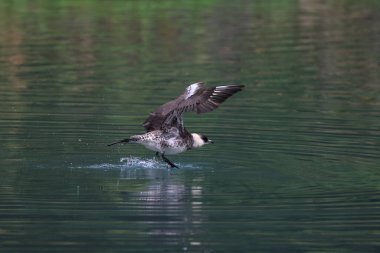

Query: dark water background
[[1, 0, 380, 252]]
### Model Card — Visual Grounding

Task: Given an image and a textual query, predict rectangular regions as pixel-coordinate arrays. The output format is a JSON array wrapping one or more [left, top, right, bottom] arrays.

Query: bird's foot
[[161, 154, 179, 169]]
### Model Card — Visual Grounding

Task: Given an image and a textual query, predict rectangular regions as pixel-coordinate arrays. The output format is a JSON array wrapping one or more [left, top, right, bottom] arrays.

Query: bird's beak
[[208, 140, 214, 144]]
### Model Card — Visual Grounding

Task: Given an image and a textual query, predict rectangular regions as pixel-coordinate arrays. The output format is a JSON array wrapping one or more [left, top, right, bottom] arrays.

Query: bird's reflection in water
[[119, 166, 204, 250]]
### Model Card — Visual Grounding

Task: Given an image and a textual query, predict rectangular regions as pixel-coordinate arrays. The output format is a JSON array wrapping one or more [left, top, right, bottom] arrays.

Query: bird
[[108, 82, 244, 168]]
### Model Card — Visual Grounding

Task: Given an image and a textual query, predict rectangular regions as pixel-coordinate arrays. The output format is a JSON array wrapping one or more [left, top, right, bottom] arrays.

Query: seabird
[[108, 82, 244, 168]]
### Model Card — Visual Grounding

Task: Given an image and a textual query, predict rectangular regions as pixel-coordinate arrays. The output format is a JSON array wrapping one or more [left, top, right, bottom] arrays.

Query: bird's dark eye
[[201, 136, 208, 142]]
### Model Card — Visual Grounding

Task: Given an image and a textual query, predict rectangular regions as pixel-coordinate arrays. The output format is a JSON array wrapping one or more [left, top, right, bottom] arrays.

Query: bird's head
[[191, 133, 214, 148]]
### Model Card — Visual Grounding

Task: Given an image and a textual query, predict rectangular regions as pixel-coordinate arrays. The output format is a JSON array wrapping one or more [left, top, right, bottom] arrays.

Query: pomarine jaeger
[[108, 82, 244, 168]]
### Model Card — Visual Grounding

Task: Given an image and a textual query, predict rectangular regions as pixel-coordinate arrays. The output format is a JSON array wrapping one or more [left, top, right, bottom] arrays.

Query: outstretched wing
[[142, 82, 244, 132]]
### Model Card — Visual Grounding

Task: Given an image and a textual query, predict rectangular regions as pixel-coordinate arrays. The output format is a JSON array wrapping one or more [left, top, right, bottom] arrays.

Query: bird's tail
[[107, 138, 130, 146], [107, 136, 141, 146]]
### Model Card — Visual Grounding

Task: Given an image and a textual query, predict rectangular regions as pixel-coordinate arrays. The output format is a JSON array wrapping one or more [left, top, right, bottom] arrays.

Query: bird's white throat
[[191, 133, 205, 148]]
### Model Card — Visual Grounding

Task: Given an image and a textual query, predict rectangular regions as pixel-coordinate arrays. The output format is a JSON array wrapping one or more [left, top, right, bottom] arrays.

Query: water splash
[[74, 156, 200, 170], [73, 156, 162, 170], [119, 156, 201, 169], [119, 156, 163, 169]]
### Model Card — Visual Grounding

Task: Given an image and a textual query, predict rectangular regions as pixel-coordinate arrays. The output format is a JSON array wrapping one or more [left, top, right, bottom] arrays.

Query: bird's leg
[[161, 153, 179, 169], [155, 152, 160, 158]]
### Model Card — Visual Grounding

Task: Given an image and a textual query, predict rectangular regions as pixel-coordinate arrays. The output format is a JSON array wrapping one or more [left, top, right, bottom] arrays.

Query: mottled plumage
[[108, 82, 244, 168]]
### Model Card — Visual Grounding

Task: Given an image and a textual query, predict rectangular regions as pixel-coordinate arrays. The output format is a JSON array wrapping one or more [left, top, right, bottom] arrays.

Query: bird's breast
[[160, 138, 188, 155]]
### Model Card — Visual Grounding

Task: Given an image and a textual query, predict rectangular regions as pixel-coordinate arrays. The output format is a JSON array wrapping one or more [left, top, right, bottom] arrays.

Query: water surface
[[1, 1, 380, 252]]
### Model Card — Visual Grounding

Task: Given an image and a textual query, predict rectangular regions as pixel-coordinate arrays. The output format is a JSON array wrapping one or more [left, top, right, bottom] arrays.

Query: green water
[[1, 1, 380, 252]]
